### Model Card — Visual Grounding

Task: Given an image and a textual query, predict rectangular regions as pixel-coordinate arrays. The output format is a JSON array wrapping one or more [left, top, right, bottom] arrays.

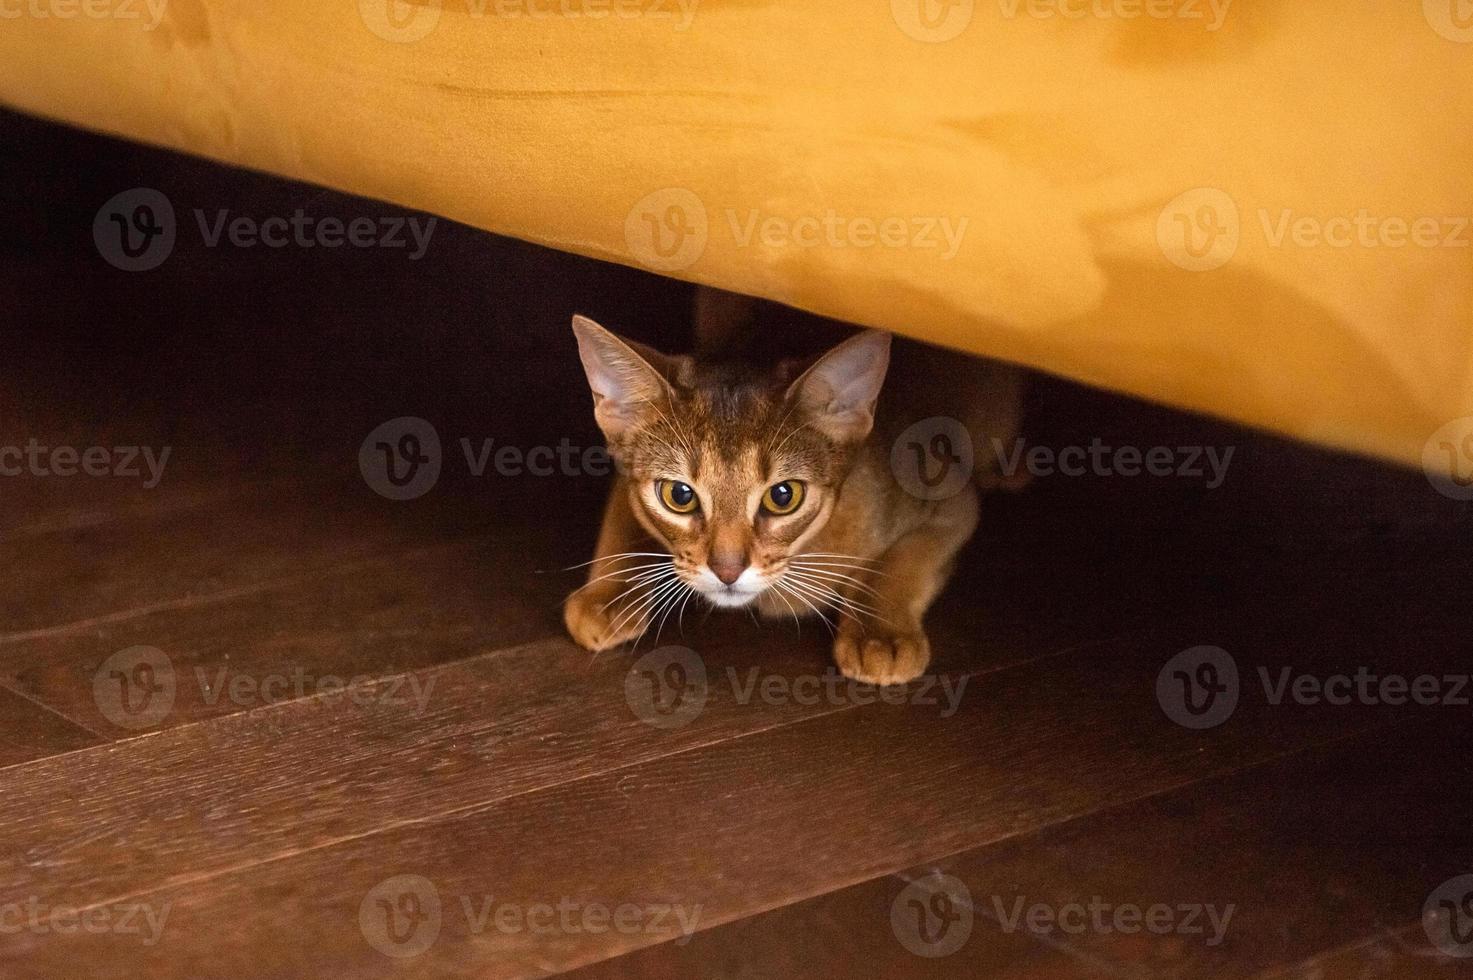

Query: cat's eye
[[657, 480, 699, 514], [761, 480, 805, 516]]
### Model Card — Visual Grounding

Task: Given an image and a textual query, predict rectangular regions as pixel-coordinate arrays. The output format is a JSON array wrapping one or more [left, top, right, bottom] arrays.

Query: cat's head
[[571, 314, 890, 608]]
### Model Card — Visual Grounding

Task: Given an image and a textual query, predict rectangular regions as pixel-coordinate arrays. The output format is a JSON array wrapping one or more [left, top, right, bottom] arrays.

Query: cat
[[563, 290, 1025, 685]]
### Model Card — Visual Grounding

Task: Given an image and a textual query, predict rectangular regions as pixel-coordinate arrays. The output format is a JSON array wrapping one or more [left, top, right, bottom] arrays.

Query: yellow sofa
[[4, 0, 1471, 477]]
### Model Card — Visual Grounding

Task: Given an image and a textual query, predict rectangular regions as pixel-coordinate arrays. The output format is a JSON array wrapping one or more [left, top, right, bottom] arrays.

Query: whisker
[[782, 575, 891, 627], [566, 561, 674, 598], [774, 580, 834, 636], [608, 575, 686, 645], [769, 584, 803, 636], [790, 558, 894, 582], [650, 580, 692, 647], [794, 552, 884, 565], [784, 569, 887, 610], [785, 566, 887, 600], [560, 551, 671, 572], [600, 568, 677, 615], [675, 588, 696, 637]]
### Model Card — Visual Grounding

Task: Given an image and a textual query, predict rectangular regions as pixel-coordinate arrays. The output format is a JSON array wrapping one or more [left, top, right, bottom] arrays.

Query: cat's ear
[[571, 315, 676, 439], [786, 330, 892, 442]]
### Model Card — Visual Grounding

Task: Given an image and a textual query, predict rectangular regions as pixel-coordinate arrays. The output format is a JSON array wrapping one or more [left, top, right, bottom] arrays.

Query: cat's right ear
[[571, 315, 673, 439]]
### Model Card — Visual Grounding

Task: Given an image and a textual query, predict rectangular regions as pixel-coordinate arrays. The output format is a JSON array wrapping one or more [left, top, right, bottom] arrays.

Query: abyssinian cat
[[564, 290, 1024, 685]]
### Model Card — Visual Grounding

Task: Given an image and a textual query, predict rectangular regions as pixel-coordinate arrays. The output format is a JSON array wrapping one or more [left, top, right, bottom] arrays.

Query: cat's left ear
[[571, 315, 679, 439], [786, 330, 892, 443]]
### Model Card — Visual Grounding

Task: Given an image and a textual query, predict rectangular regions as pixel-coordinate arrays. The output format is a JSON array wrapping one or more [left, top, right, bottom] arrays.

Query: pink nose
[[710, 556, 747, 586]]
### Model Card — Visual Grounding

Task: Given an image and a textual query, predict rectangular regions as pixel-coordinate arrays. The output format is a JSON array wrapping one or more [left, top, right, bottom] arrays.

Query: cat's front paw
[[564, 589, 648, 652], [833, 623, 931, 686]]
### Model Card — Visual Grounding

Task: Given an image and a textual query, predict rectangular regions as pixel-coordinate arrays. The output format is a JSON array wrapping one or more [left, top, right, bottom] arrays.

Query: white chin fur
[[701, 587, 762, 608]]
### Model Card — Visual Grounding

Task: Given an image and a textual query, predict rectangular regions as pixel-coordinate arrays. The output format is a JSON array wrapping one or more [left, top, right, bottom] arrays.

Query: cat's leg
[[564, 477, 672, 651], [831, 489, 979, 685]]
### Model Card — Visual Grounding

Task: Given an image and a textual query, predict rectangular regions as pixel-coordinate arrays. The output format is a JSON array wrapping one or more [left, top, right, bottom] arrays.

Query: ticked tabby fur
[[564, 292, 1023, 685]]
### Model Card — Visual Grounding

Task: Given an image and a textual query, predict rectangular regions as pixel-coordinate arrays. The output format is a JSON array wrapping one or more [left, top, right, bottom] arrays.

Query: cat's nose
[[709, 555, 747, 586]]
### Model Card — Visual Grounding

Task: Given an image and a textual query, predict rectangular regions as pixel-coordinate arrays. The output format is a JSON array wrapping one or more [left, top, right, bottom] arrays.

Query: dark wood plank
[[0, 605, 1066, 920], [570, 717, 1473, 979], [0, 686, 99, 768], [563, 868, 1108, 980], [0, 617, 1409, 979], [1263, 924, 1473, 979], [0, 481, 413, 639], [0, 535, 569, 735]]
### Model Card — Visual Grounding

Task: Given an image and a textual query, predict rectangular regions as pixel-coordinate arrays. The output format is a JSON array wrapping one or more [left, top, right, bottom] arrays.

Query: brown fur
[[564, 293, 1024, 685]]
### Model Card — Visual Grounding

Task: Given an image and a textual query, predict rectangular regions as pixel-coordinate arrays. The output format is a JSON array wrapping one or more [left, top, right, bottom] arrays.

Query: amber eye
[[657, 480, 699, 514], [761, 481, 805, 515]]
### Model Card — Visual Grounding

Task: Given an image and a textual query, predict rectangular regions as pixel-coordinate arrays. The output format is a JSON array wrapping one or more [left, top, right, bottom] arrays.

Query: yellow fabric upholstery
[[3, 0, 1470, 471]]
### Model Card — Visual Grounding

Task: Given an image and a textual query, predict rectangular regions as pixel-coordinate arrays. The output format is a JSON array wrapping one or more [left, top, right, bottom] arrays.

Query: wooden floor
[[1, 427, 1470, 978], [4, 106, 1473, 979]]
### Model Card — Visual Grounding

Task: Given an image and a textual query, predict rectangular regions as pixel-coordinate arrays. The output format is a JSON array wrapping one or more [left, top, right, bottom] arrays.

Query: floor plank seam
[[0, 624, 1168, 919], [564, 718, 1412, 980], [1253, 921, 1443, 979], [0, 534, 499, 647], [0, 679, 108, 740], [877, 716, 1418, 978]]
